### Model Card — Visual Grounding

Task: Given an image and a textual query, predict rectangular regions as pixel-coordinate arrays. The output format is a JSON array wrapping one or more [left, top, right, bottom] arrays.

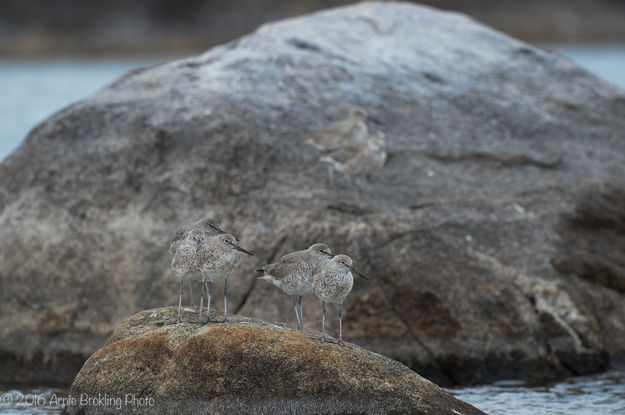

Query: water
[[1, 46, 625, 163], [447, 369, 625, 415], [0, 384, 69, 414], [0, 57, 175, 163], [551, 44, 625, 89], [0, 370, 623, 414]]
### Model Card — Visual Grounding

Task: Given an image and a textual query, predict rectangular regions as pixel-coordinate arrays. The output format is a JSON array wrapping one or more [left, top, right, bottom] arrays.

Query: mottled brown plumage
[[258, 243, 333, 330], [312, 254, 369, 345], [305, 107, 368, 152], [169, 217, 225, 256], [169, 217, 226, 308], [196, 233, 253, 323], [320, 133, 386, 177], [168, 228, 204, 324], [305, 107, 386, 186]]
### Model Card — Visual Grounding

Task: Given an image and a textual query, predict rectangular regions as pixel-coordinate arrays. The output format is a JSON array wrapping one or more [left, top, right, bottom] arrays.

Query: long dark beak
[[368, 116, 384, 126], [350, 265, 369, 280], [233, 244, 254, 255], [320, 250, 334, 257]]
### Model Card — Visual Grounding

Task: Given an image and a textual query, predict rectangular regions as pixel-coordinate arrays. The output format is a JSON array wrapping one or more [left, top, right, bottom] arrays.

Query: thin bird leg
[[198, 279, 205, 322], [292, 297, 302, 330], [320, 301, 327, 342], [338, 301, 345, 346], [202, 281, 213, 324], [347, 175, 361, 198], [298, 296, 304, 330], [167, 279, 184, 325], [188, 281, 195, 306], [223, 278, 229, 323]]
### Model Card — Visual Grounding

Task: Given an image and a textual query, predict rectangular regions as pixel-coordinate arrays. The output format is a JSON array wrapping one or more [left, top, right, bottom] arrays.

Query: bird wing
[[168, 225, 191, 255], [323, 145, 360, 164], [259, 261, 302, 281], [277, 251, 302, 263], [307, 119, 354, 150]]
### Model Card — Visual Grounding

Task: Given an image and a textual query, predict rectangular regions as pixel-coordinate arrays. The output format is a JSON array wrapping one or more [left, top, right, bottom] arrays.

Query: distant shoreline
[[1, 0, 625, 57]]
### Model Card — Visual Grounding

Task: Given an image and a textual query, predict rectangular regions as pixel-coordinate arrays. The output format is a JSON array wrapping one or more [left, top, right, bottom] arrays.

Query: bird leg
[[320, 301, 327, 342], [338, 301, 345, 346], [298, 296, 304, 330], [167, 279, 184, 325], [198, 279, 205, 322], [188, 281, 195, 306], [202, 281, 213, 324], [292, 297, 302, 330], [328, 164, 335, 187], [223, 278, 229, 323]]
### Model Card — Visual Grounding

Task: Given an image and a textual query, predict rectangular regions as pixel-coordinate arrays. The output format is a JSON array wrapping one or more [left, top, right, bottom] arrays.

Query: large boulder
[[64, 308, 486, 414], [1, 1, 624, 385]]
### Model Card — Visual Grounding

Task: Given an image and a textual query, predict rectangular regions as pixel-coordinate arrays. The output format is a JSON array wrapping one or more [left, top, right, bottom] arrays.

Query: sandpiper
[[169, 217, 227, 306], [257, 243, 334, 330], [305, 107, 368, 152], [169, 228, 204, 324], [197, 233, 253, 323], [320, 132, 386, 179], [311, 254, 369, 346]]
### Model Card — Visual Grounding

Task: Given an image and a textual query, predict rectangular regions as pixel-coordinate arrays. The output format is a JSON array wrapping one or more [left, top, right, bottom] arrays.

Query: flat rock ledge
[[64, 307, 486, 415]]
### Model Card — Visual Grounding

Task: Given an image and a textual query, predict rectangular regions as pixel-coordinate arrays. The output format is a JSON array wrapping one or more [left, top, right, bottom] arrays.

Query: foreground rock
[[65, 308, 486, 414], [1, 2, 625, 385]]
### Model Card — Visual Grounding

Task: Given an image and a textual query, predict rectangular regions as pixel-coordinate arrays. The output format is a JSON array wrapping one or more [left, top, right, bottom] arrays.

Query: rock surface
[[1, 1, 625, 385], [64, 308, 486, 415]]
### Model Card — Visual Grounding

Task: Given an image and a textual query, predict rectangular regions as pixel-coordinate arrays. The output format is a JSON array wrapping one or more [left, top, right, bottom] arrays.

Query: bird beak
[[368, 116, 383, 126], [320, 250, 334, 257], [232, 244, 254, 255], [215, 227, 227, 235], [350, 265, 370, 280]]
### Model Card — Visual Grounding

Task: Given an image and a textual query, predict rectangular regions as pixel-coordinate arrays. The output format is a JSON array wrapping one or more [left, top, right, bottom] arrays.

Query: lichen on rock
[[65, 307, 486, 415]]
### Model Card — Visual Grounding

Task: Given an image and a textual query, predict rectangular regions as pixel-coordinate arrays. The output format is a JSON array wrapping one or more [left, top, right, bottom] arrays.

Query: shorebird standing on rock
[[257, 243, 334, 330], [305, 107, 369, 152], [312, 254, 369, 346], [197, 233, 254, 323], [169, 217, 227, 306], [306, 107, 386, 186], [319, 132, 387, 183], [169, 228, 204, 324]]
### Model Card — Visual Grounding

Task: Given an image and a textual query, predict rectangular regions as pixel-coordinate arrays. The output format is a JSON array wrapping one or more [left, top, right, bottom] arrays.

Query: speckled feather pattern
[[259, 244, 332, 296], [170, 230, 203, 281], [306, 109, 368, 152], [197, 239, 241, 282], [312, 256, 354, 304], [169, 218, 226, 282], [168, 218, 223, 257]]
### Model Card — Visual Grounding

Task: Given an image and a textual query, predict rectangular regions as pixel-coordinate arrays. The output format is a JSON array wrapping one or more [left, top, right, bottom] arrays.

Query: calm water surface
[[447, 369, 625, 415], [0, 57, 174, 162]]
